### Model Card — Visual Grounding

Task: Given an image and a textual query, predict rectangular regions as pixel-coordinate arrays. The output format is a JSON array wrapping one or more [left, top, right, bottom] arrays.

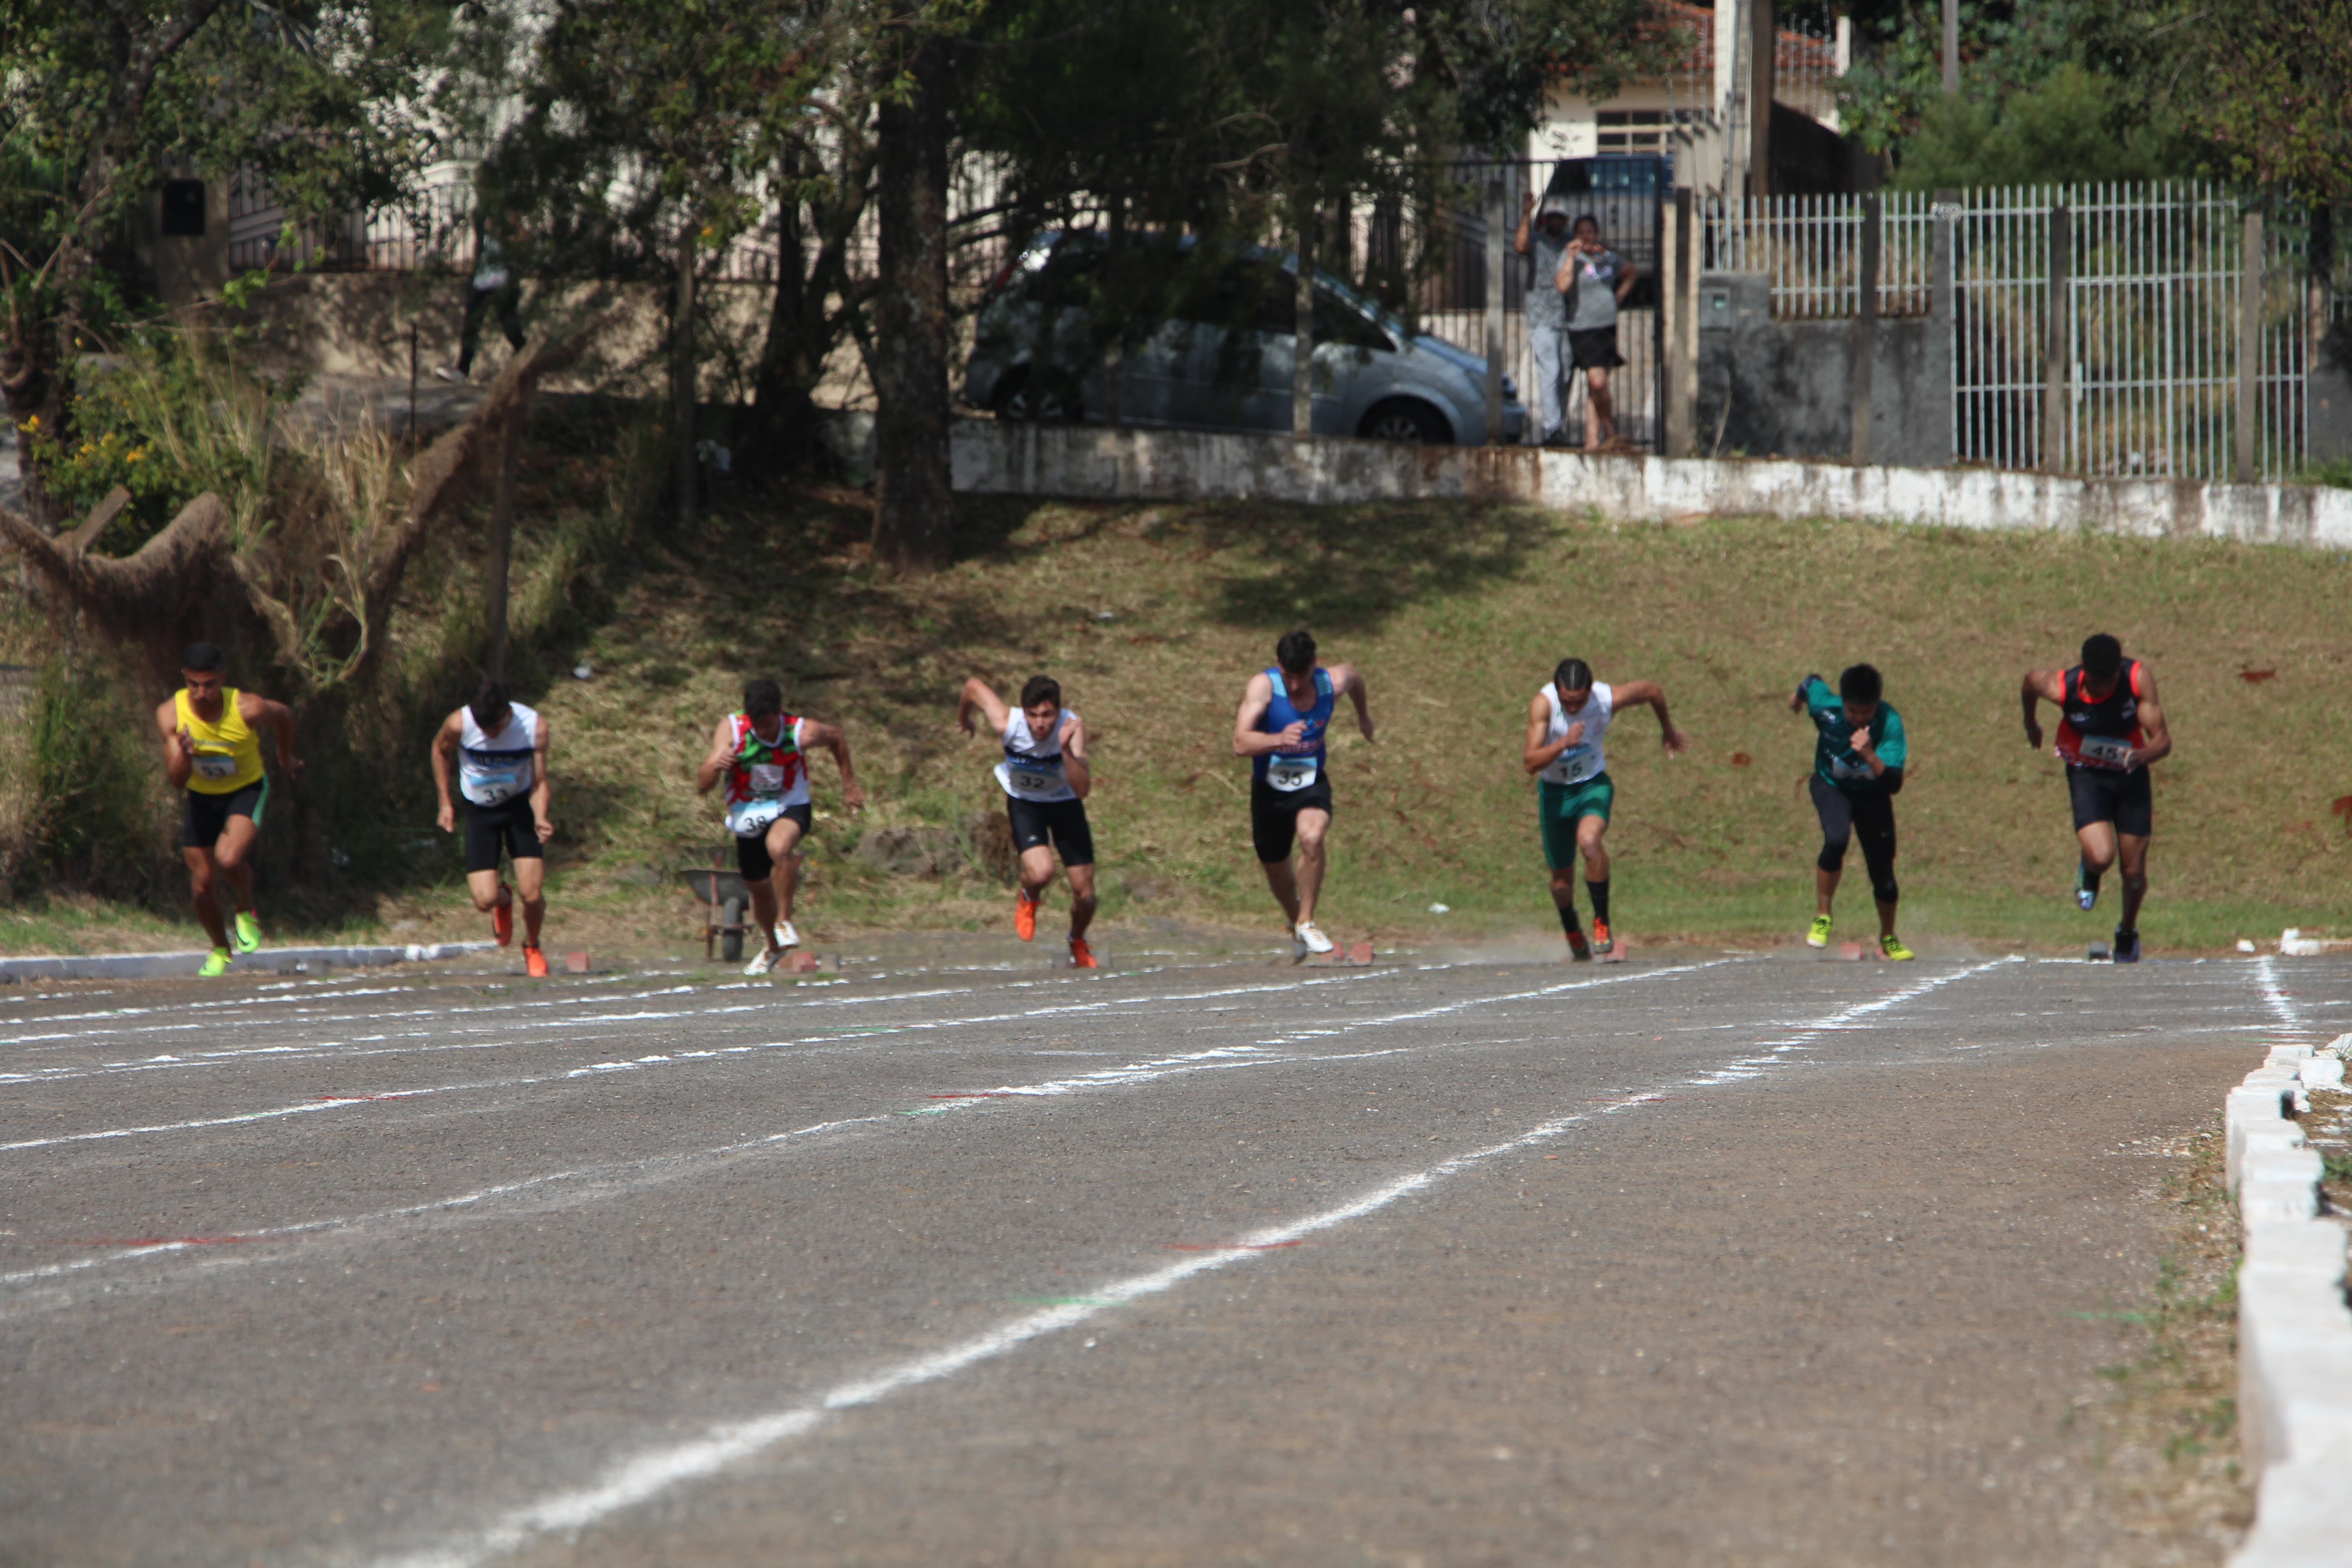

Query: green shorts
[[1539, 773, 1613, 869]]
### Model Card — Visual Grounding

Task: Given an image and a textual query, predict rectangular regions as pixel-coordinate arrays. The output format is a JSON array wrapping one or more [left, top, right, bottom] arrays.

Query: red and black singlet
[[2054, 660, 2143, 771]]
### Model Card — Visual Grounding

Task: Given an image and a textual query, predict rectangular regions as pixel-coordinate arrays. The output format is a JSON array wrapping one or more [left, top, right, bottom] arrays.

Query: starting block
[[564, 951, 591, 974], [784, 951, 823, 974], [2087, 941, 2111, 962], [1304, 941, 1375, 967], [1837, 941, 1867, 961], [1598, 939, 1629, 965]]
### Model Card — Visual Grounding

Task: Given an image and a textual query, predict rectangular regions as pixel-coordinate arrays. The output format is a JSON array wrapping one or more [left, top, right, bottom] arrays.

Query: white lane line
[[3, 965, 1714, 1294], [0, 1084, 483, 1152], [2254, 955, 2308, 1036], [1686, 957, 2014, 1084], [367, 957, 1916, 1568]]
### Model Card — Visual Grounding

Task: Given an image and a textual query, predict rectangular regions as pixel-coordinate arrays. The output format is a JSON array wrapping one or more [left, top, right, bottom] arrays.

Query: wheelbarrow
[[681, 854, 756, 962]]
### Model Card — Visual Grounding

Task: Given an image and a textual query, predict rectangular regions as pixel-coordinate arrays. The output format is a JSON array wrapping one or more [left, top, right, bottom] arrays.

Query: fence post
[[1669, 188, 1698, 457], [1484, 179, 1506, 444], [2042, 204, 2069, 474], [2236, 209, 2263, 484], [1934, 189, 1958, 467], [1850, 193, 1880, 466]]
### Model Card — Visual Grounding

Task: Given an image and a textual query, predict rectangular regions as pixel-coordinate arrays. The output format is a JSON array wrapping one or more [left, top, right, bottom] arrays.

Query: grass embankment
[[12, 486, 2352, 956]]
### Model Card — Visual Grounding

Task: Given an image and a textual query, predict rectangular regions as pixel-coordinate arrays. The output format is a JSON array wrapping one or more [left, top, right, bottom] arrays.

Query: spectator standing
[[435, 218, 524, 384], [1553, 214, 1639, 452], [1513, 192, 1576, 446]]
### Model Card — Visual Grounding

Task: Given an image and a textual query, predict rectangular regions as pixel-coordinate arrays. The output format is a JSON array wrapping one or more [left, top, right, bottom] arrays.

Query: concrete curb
[[2227, 1032, 2352, 1568], [0, 941, 497, 983]]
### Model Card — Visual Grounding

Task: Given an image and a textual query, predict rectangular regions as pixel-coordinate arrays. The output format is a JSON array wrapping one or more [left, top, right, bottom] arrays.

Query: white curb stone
[[2228, 1032, 2352, 1568], [0, 941, 495, 983]]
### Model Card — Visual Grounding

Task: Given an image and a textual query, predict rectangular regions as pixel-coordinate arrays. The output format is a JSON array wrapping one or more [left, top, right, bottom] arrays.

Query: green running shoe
[[1880, 933, 1916, 961], [199, 946, 233, 978], [1806, 914, 1833, 949], [232, 911, 262, 955]]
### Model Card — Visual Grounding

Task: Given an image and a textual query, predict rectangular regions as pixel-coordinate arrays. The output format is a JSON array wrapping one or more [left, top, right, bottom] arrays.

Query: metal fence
[[1698, 182, 2347, 482]]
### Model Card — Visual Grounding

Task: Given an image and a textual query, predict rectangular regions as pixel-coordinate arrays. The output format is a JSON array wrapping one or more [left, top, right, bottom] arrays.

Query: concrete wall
[[1695, 271, 1951, 468], [2313, 365, 2352, 465], [948, 419, 2352, 549]]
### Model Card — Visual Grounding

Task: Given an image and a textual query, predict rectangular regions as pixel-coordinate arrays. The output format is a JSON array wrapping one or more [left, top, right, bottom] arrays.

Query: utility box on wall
[[1694, 271, 1953, 467]]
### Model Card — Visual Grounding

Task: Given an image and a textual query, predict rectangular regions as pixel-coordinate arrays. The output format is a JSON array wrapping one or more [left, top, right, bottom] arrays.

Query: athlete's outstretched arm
[[1233, 672, 1294, 757], [529, 717, 555, 841], [800, 719, 867, 813], [245, 692, 303, 779], [1330, 662, 1375, 742], [695, 715, 740, 795], [431, 711, 465, 831], [1788, 674, 1823, 713], [957, 678, 1009, 738], [2019, 668, 2066, 750], [1057, 712, 1091, 800], [1611, 679, 1689, 755], [155, 698, 196, 790], [2130, 668, 2172, 769]]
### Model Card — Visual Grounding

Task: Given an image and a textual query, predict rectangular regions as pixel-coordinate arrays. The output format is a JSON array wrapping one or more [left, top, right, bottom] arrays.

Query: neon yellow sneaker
[[199, 947, 233, 978], [232, 911, 262, 955], [1806, 915, 1833, 949], [1880, 934, 1916, 962]]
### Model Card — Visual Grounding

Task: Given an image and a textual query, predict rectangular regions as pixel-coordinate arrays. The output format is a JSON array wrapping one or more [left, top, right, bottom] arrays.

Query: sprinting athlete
[[958, 674, 1098, 968], [1233, 630, 1373, 958], [153, 642, 301, 978], [2021, 633, 2171, 964], [1522, 657, 1688, 959], [696, 679, 862, 976], [1792, 664, 1913, 961], [431, 681, 554, 978]]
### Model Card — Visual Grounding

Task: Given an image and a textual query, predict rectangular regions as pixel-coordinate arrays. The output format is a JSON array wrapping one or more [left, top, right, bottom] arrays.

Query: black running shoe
[[2112, 927, 2140, 964], [1565, 927, 1592, 961]]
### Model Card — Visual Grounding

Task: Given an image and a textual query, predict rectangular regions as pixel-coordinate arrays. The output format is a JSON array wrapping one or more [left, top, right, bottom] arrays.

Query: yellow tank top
[[173, 687, 265, 794]]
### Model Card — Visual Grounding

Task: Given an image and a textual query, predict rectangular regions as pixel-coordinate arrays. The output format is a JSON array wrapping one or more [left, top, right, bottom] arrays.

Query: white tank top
[[458, 703, 539, 806], [995, 709, 1078, 803], [1538, 682, 1613, 786]]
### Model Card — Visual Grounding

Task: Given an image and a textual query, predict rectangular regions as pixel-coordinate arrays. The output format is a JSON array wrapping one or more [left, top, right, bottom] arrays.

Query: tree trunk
[[0, 323, 69, 531], [745, 172, 823, 479], [871, 9, 956, 574], [673, 225, 699, 528], [1292, 217, 1316, 437]]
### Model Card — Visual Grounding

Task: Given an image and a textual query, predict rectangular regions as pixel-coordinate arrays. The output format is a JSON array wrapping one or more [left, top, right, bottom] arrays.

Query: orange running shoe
[[1592, 919, 1614, 956], [1014, 890, 1038, 942], [492, 883, 514, 946], [1068, 936, 1098, 969], [523, 945, 549, 978]]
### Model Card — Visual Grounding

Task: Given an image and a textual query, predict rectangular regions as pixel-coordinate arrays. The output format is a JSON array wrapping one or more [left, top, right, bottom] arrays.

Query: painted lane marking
[[2255, 955, 2309, 1036], [0, 1083, 487, 1153], [368, 957, 1944, 1568], [1686, 958, 2015, 1084]]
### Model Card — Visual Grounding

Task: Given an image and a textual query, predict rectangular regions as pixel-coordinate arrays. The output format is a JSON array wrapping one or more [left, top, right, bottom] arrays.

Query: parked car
[[964, 231, 1525, 446]]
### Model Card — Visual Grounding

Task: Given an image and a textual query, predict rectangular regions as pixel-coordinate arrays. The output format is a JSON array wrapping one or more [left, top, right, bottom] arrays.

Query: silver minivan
[[964, 232, 1525, 446]]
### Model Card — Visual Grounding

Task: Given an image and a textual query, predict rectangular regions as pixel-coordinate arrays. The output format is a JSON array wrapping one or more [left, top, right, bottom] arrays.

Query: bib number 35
[[1266, 760, 1318, 792]]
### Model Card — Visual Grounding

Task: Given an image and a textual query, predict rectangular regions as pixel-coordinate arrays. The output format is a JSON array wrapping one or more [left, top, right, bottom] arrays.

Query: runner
[[431, 680, 554, 978], [958, 675, 1098, 968], [1792, 664, 1914, 961], [1521, 658, 1688, 959], [2020, 633, 2171, 963], [696, 679, 862, 976], [153, 642, 301, 978], [1232, 630, 1373, 958]]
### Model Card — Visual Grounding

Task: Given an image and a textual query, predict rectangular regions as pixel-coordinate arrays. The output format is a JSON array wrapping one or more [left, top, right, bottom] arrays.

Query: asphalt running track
[[5, 951, 2346, 1567]]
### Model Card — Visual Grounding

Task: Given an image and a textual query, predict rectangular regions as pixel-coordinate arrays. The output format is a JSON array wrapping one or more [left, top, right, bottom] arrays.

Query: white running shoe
[[432, 364, 466, 383], [1294, 920, 1335, 955], [743, 946, 780, 977], [775, 920, 801, 949]]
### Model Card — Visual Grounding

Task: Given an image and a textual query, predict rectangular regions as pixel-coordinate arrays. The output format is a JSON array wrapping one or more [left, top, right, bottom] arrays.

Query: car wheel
[[997, 370, 1083, 424], [1357, 399, 1451, 446]]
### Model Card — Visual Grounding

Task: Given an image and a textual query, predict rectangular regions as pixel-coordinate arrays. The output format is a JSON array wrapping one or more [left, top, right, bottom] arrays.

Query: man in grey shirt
[[1513, 192, 1576, 445], [1553, 214, 1638, 452]]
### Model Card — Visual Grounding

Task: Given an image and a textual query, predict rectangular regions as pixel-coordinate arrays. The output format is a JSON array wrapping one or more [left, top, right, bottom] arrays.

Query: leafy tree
[[0, 0, 455, 527], [1884, 60, 2176, 190]]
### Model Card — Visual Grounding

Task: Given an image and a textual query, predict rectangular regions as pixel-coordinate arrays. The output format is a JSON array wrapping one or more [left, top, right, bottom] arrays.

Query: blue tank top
[[1254, 666, 1333, 786]]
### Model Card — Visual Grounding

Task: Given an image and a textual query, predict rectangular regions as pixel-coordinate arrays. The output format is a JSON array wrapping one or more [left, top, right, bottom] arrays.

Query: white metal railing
[[1699, 190, 1934, 318]]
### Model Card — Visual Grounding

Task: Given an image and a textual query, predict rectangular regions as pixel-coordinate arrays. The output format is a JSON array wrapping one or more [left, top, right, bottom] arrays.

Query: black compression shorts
[[1811, 774, 1899, 904], [2068, 765, 2152, 837], [1005, 794, 1095, 868], [463, 795, 544, 873], [183, 779, 268, 850], [1251, 774, 1334, 864], [735, 803, 813, 882]]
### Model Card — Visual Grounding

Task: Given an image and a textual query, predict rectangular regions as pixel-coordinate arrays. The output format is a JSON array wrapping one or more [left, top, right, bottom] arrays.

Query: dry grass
[[514, 490, 2352, 953]]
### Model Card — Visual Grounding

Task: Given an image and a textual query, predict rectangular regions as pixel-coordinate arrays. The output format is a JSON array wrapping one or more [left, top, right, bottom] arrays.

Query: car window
[[1313, 289, 1392, 352]]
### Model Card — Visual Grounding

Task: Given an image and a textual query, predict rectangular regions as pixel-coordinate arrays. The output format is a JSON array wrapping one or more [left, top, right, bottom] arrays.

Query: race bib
[[1266, 758, 1319, 792], [729, 800, 783, 838], [1553, 747, 1595, 784], [2077, 733, 2132, 769], [191, 751, 240, 780], [1829, 753, 1875, 782], [1008, 768, 1060, 796]]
